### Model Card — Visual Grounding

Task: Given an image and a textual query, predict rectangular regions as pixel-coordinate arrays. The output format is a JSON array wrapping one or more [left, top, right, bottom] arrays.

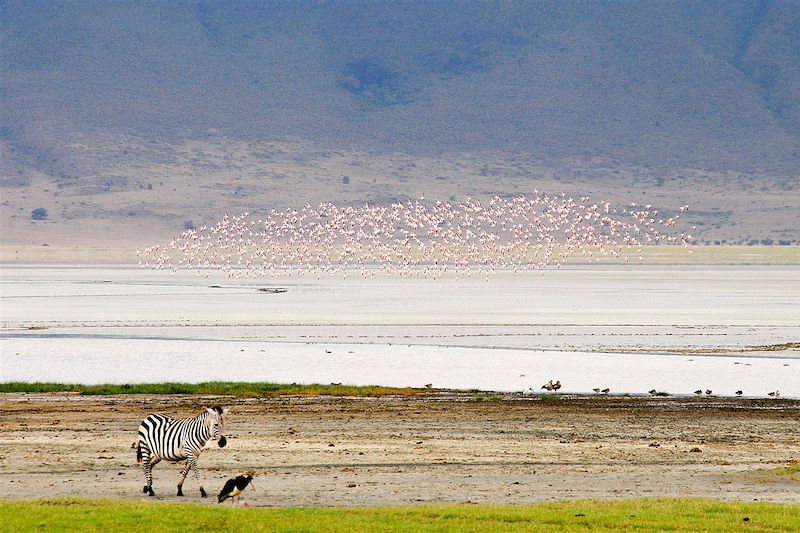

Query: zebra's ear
[[207, 407, 217, 416]]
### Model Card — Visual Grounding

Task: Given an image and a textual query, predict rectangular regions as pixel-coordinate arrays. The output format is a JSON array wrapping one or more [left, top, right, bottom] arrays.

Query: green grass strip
[[1, 498, 797, 532], [0, 381, 432, 397]]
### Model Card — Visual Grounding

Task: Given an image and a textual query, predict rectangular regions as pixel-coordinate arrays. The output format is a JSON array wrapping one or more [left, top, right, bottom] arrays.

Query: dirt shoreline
[[1, 393, 798, 506]]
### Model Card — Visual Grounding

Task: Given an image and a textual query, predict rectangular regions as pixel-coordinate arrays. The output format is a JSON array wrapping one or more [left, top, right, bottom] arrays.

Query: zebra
[[134, 406, 229, 497]]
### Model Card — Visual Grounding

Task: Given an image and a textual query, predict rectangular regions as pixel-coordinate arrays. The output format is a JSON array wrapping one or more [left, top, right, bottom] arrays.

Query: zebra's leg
[[142, 456, 160, 496], [177, 460, 188, 496], [177, 452, 197, 497], [192, 456, 207, 498], [140, 446, 150, 494], [178, 451, 207, 498]]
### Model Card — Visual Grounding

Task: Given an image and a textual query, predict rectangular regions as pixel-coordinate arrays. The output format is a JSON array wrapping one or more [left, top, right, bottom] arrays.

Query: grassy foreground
[[0, 381, 432, 397], [1, 499, 797, 532]]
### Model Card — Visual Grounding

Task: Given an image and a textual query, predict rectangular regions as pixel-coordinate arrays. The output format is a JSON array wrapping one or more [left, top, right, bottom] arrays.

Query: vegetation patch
[[538, 393, 562, 403], [1, 498, 798, 532], [0, 381, 433, 398], [756, 462, 800, 483]]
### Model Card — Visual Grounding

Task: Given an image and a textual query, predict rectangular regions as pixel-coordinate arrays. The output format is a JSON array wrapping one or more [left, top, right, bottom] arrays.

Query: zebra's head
[[206, 406, 229, 448]]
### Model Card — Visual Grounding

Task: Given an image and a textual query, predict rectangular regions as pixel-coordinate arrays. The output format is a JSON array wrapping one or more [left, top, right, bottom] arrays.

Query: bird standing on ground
[[218, 473, 255, 504], [552, 380, 561, 393], [693, 389, 702, 396], [735, 390, 743, 396], [541, 380, 554, 392]]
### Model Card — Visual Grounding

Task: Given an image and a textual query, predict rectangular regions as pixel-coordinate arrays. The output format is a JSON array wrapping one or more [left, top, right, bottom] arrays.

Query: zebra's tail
[[133, 440, 143, 463]]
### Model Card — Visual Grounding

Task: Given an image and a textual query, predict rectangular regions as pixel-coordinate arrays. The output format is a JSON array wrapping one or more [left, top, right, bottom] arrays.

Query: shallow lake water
[[1, 264, 798, 397], [2, 338, 798, 398]]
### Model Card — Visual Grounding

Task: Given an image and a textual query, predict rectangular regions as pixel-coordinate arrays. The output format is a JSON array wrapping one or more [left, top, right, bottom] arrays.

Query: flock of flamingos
[[138, 192, 693, 279]]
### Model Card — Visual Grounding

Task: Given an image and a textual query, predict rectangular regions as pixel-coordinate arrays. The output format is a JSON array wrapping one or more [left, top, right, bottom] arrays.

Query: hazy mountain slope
[[2, 1, 799, 168], [1, 1, 798, 247]]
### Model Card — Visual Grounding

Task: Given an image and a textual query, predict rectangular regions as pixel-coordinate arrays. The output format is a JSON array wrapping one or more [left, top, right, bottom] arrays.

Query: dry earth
[[3, 138, 798, 249], [1, 393, 798, 507]]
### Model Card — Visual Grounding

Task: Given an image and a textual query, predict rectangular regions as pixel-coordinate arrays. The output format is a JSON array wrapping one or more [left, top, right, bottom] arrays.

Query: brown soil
[[1, 393, 798, 506]]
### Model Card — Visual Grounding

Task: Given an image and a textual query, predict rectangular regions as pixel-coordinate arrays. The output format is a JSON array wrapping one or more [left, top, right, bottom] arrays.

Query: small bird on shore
[[522, 387, 535, 396], [705, 389, 712, 395], [218, 473, 255, 504], [593, 388, 601, 394], [601, 388, 610, 394], [648, 389, 658, 395], [768, 390, 780, 398], [693, 389, 702, 395], [735, 390, 743, 396], [552, 380, 562, 392], [541, 380, 554, 392]]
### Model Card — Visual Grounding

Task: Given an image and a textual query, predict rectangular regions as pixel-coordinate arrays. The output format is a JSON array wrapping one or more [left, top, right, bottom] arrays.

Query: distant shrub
[[539, 394, 561, 403], [339, 59, 412, 105], [31, 207, 48, 220]]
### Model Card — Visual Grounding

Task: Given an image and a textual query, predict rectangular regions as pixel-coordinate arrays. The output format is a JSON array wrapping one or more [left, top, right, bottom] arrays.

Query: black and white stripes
[[135, 406, 228, 497]]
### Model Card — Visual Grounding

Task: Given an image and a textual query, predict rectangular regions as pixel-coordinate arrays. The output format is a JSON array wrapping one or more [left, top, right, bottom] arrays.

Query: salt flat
[[1, 265, 798, 395]]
